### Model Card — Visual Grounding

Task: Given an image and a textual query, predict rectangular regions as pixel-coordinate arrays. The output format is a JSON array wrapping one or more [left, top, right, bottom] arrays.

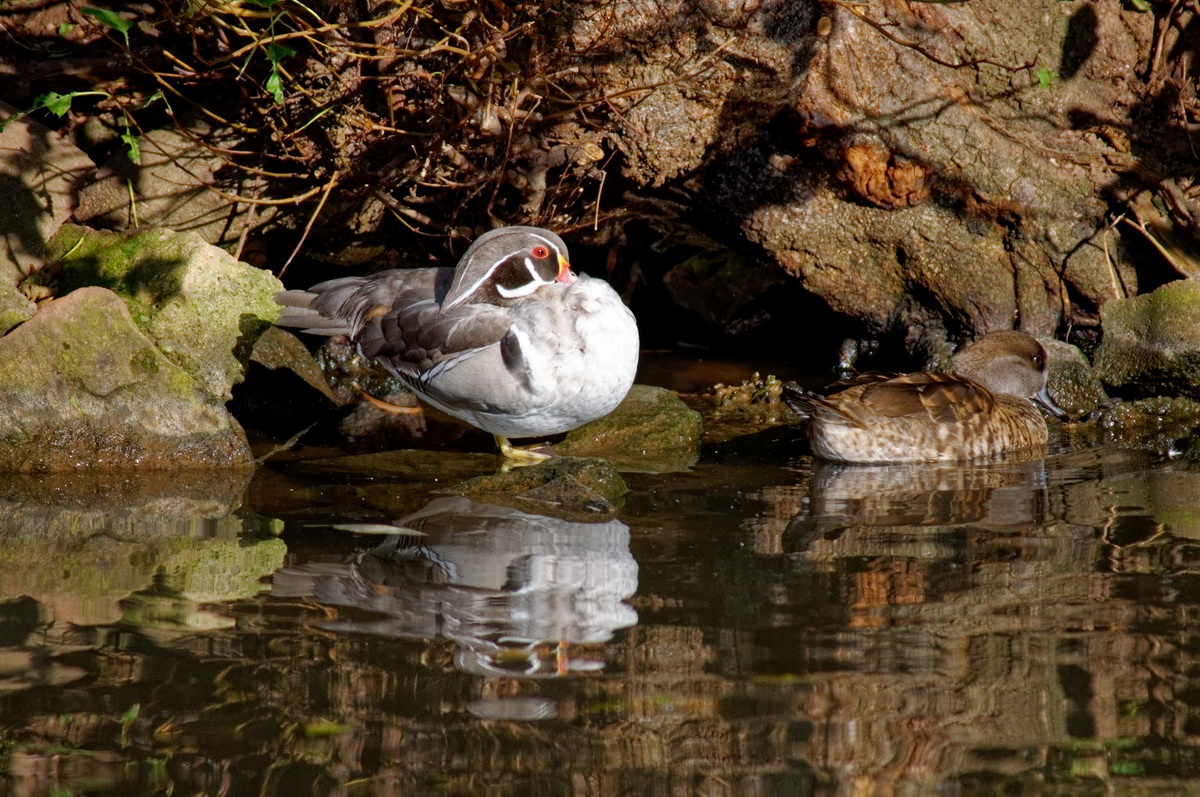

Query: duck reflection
[[794, 457, 1057, 544], [272, 497, 638, 678]]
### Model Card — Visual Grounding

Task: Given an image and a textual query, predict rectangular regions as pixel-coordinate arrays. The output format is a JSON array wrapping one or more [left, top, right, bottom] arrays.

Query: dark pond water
[[3, 365, 1200, 796]]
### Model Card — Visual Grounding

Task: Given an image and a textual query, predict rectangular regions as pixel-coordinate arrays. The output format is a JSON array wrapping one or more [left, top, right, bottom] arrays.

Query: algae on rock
[[0, 287, 253, 471], [47, 224, 283, 401]]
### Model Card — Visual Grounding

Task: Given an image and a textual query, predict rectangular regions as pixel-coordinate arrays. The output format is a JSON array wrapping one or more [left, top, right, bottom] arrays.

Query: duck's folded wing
[[274, 267, 451, 337], [365, 301, 515, 382], [860, 372, 995, 424]]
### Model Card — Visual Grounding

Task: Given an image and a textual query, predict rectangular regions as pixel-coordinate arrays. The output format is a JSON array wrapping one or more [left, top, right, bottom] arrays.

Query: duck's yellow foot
[[496, 436, 554, 464], [358, 390, 423, 415]]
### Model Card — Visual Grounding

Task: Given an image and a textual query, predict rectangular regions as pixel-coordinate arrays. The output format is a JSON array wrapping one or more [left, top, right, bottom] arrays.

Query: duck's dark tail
[[780, 381, 819, 421]]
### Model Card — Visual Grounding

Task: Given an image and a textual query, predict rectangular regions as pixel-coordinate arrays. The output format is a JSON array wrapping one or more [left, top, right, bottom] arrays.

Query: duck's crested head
[[443, 226, 573, 309], [951, 330, 1070, 420]]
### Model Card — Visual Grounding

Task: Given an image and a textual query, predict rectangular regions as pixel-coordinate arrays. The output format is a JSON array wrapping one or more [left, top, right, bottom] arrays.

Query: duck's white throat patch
[[495, 256, 546, 298]]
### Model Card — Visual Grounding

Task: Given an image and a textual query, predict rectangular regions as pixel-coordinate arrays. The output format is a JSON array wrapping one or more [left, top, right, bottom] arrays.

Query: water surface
[[2, 397, 1199, 795]]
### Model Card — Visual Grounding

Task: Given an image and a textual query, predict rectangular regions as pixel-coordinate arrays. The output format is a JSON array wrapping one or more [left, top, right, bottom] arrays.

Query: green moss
[[47, 225, 284, 401], [559, 385, 703, 472]]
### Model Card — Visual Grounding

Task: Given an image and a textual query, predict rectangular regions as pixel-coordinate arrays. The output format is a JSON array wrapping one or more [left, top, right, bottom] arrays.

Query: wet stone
[[453, 457, 628, 519], [558, 385, 703, 473], [1087, 396, 1200, 455], [1042, 339, 1109, 419]]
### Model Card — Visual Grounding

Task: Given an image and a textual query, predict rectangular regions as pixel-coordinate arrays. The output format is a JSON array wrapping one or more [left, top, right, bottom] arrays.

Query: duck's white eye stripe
[[444, 258, 509, 308], [497, 281, 540, 298], [523, 257, 543, 282]]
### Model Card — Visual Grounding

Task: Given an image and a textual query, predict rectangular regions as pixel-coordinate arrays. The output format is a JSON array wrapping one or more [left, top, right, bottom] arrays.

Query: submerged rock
[[1093, 280, 1200, 399], [47, 224, 283, 401], [1087, 396, 1200, 456], [454, 457, 628, 518], [0, 287, 253, 471], [558, 385, 703, 472]]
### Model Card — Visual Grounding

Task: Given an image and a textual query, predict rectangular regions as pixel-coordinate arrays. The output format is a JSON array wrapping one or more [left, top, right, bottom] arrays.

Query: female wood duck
[[782, 331, 1070, 463]]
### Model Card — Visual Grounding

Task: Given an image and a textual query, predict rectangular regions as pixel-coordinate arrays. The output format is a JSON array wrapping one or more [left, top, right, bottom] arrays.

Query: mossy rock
[[1093, 280, 1200, 399], [558, 385, 703, 472], [0, 287, 253, 471], [0, 283, 35, 335], [454, 457, 627, 519], [1042, 339, 1108, 419], [47, 224, 283, 401]]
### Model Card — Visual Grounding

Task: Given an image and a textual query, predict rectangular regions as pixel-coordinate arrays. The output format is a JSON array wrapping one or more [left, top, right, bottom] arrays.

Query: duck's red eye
[[532, 246, 550, 259]]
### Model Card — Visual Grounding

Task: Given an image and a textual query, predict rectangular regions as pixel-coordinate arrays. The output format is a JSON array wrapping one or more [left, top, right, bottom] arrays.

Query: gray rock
[[73, 126, 276, 252], [0, 287, 254, 471], [0, 102, 96, 287], [249, 326, 341, 405], [1092, 280, 1200, 398], [48, 224, 283, 401], [558, 385, 703, 472]]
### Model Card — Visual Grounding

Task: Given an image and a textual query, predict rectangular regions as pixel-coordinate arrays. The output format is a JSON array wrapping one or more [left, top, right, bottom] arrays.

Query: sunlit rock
[[558, 385, 702, 472], [73, 126, 278, 254], [47, 223, 283, 401], [0, 287, 253, 470], [0, 282, 34, 335], [0, 103, 96, 287]]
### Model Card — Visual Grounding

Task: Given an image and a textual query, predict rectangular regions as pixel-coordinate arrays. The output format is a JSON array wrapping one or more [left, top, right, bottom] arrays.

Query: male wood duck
[[275, 226, 640, 461], [782, 330, 1070, 463]]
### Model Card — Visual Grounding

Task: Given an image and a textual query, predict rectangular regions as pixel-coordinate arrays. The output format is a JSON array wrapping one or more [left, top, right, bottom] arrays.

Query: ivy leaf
[[1036, 67, 1059, 89], [82, 6, 134, 51]]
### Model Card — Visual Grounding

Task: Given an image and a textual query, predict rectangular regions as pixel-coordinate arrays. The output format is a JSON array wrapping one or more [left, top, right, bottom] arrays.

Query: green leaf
[[39, 92, 76, 117], [81, 6, 133, 33], [266, 42, 296, 66], [244, 0, 279, 7], [265, 69, 285, 104], [1127, 0, 1151, 9], [1036, 67, 1059, 89], [57, 21, 75, 37], [121, 131, 141, 165]]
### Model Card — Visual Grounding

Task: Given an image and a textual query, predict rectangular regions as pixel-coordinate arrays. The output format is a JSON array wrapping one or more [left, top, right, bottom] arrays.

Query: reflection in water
[[5, 449, 1200, 794], [724, 450, 1200, 793], [0, 470, 282, 629], [273, 496, 639, 678]]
